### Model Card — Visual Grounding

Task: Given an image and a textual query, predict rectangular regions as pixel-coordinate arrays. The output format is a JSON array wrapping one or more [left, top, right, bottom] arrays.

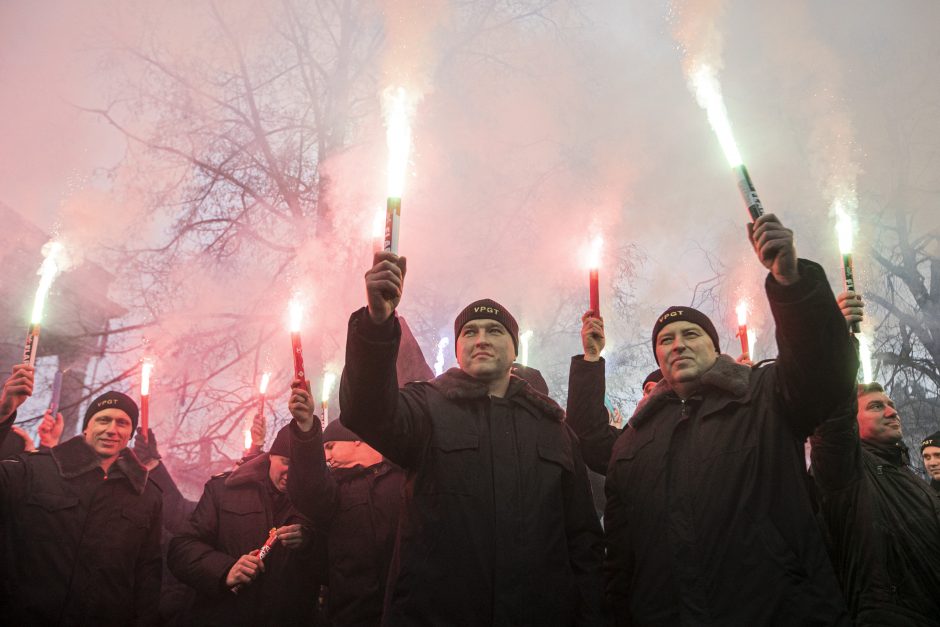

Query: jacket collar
[[51, 436, 150, 494], [430, 368, 565, 422], [226, 453, 272, 488], [630, 355, 751, 427], [333, 460, 394, 481], [861, 438, 910, 467]]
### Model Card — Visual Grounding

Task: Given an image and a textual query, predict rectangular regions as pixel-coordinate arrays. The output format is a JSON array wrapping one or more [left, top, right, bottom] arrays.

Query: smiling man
[[922, 431, 940, 494], [0, 372, 163, 626], [335, 253, 604, 626], [600, 214, 855, 625]]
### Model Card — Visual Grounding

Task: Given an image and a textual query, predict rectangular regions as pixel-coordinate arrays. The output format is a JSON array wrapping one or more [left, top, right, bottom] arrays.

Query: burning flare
[[587, 235, 603, 270], [690, 64, 743, 168], [519, 330, 534, 367], [434, 337, 450, 376], [244, 429, 253, 451], [289, 296, 303, 333], [258, 372, 271, 395], [31, 241, 64, 324], [858, 333, 875, 384], [384, 86, 415, 198], [834, 199, 854, 254], [141, 360, 154, 396], [735, 301, 748, 327], [322, 371, 337, 402]]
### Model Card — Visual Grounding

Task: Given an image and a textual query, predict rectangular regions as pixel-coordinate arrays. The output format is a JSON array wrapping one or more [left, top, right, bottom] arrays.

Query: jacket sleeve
[[134, 492, 164, 627], [765, 259, 859, 439], [339, 308, 432, 469], [563, 424, 607, 626], [167, 480, 238, 596], [148, 462, 197, 534], [286, 419, 338, 531], [809, 394, 864, 493], [567, 356, 619, 475], [604, 443, 634, 627]]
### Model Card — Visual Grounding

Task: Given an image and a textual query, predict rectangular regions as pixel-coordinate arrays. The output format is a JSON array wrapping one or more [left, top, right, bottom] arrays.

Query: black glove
[[133, 427, 161, 465]]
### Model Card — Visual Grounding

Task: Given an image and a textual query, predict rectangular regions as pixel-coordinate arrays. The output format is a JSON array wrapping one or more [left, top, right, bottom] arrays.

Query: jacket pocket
[[537, 443, 573, 474], [24, 492, 80, 541], [428, 429, 479, 495]]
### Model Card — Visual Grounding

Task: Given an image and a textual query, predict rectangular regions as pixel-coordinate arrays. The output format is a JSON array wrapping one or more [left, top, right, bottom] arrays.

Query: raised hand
[[580, 311, 606, 363], [366, 251, 407, 324], [38, 410, 65, 448], [0, 365, 34, 423], [288, 378, 316, 433], [747, 213, 799, 286]]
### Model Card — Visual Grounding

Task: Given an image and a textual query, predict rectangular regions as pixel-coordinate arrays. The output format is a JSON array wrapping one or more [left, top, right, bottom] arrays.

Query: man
[[168, 424, 324, 626], [640, 369, 662, 397], [591, 214, 855, 625], [0, 364, 163, 626], [338, 252, 605, 626], [810, 291, 940, 625], [923, 431, 940, 493], [287, 392, 405, 627]]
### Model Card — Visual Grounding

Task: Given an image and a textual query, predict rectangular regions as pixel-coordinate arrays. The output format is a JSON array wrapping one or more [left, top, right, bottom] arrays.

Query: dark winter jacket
[[932, 478, 940, 494], [603, 260, 855, 626], [167, 453, 324, 627], [566, 356, 620, 475], [811, 406, 940, 626], [288, 420, 405, 627], [340, 307, 606, 627], [0, 421, 163, 626]]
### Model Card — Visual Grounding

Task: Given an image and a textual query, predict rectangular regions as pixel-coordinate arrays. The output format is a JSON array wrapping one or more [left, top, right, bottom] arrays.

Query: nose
[[885, 406, 898, 419]]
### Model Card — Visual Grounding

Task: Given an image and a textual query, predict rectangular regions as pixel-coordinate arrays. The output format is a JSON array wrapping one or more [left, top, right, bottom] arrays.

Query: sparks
[[244, 429, 253, 450], [834, 199, 854, 254], [434, 337, 449, 376], [140, 360, 154, 396], [384, 87, 414, 198], [586, 235, 603, 270], [690, 64, 743, 168], [322, 371, 337, 402], [30, 241, 64, 324], [372, 208, 386, 240], [746, 329, 757, 360], [735, 301, 748, 327], [519, 330, 534, 367]]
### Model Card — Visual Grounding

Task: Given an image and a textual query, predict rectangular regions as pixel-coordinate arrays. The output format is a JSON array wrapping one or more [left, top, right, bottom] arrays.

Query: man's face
[[324, 440, 365, 469], [655, 321, 718, 386], [83, 409, 133, 460], [856, 392, 902, 445], [922, 446, 940, 481], [456, 320, 516, 381], [268, 454, 289, 492]]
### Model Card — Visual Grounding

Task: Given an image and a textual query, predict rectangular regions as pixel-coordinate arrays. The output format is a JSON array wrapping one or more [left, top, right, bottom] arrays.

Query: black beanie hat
[[83, 391, 140, 432], [454, 299, 519, 355], [922, 431, 940, 453], [642, 369, 663, 388], [269, 424, 291, 458], [323, 417, 361, 443], [651, 306, 721, 364]]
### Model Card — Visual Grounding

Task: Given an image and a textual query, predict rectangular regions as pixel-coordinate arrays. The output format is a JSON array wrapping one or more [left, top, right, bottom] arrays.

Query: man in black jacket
[[574, 214, 855, 625], [167, 424, 324, 627], [922, 430, 940, 494], [287, 391, 404, 627], [0, 364, 163, 626], [810, 290, 940, 625], [338, 252, 605, 626]]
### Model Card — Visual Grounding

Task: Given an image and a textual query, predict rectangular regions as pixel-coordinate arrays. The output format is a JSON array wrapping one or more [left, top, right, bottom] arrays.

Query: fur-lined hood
[[51, 436, 150, 495], [630, 354, 753, 427], [429, 367, 565, 422]]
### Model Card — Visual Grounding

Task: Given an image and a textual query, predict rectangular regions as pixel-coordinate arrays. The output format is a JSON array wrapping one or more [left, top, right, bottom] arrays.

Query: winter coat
[[288, 421, 405, 627], [603, 260, 855, 626], [339, 308, 606, 627], [932, 478, 940, 494], [0, 422, 163, 626], [810, 406, 940, 626], [167, 453, 324, 627], [566, 357, 620, 475]]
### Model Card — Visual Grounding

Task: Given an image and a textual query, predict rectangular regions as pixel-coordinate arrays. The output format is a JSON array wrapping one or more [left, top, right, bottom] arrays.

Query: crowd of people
[[1, 213, 938, 626]]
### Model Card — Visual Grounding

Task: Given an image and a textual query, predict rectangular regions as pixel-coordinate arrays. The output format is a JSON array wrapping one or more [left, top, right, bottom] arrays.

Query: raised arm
[[339, 252, 431, 469], [749, 214, 858, 437], [286, 378, 338, 530]]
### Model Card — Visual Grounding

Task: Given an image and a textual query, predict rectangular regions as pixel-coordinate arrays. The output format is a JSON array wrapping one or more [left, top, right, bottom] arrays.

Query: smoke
[[3, 0, 940, 478]]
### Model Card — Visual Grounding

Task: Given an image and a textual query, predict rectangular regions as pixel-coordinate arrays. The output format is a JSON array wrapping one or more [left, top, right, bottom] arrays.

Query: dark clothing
[[566, 356, 620, 475], [148, 462, 198, 626], [932, 478, 940, 494], [288, 420, 405, 627], [339, 307, 605, 627], [601, 260, 855, 626], [0, 421, 163, 626], [167, 453, 323, 627], [811, 408, 940, 626]]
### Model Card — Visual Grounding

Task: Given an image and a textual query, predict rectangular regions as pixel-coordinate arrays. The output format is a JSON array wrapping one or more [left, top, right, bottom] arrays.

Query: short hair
[[857, 382, 885, 397]]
